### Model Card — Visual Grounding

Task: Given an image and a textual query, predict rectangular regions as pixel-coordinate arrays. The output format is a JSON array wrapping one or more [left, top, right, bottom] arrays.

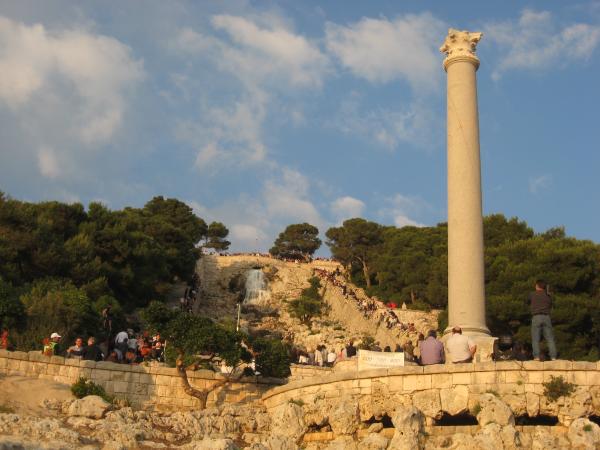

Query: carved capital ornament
[[440, 28, 483, 71]]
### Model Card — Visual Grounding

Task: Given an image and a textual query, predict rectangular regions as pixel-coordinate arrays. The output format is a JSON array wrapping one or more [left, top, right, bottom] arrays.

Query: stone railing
[[265, 360, 600, 425], [0, 350, 282, 410]]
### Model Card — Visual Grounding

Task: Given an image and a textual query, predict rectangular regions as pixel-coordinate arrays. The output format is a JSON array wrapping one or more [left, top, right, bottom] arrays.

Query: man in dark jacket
[[529, 280, 557, 360], [82, 337, 104, 362]]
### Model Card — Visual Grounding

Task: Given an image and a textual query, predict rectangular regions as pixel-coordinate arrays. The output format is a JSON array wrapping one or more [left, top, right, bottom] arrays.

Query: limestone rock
[[476, 393, 514, 427], [326, 435, 357, 450], [568, 418, 600, 449], [526, 392, 539, 417], [329, 398, 360, 435], [475, 423, 504, 450], [67, 395, 111, 419], [389, 406, 424, 450], [499, 425, 522, 450], [531, 428, 562, 450], [358, 433, 389, 450], [270, 402, 305, 441], [189, 438, 239, 449], [560, 388, 593, 426], [412, 390, 442, 421], [391, 405, 424, 434], [440, 386, 469, 416], [263, 435, 297, 450], [500, 394, 526, 416], [367, 422, 383, 433]]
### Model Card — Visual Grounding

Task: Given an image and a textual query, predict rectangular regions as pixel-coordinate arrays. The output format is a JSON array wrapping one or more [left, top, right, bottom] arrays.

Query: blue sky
[[0, 1, 599, 253]]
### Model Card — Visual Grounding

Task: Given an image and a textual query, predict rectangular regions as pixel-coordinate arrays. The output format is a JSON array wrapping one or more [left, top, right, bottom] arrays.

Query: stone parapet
[[0, 351, 281, 411], [264, 360, 600, 426]]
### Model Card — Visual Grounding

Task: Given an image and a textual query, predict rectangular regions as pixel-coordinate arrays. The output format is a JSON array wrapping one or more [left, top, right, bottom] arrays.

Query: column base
[[443, 325, 490, 337]]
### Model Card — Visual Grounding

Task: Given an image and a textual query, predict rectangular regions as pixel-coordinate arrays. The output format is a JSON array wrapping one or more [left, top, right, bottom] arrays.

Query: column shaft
[[445, 60, 489, 336]]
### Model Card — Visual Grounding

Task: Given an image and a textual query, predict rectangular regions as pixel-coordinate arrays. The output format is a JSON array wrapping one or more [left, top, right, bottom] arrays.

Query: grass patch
[[543, 375, 576, 402], [471, 403, 481, 416], [0, 404, 14, 414], [71, 377, 113, 403], [288, 399, 305, 407], [584, 424, 593, 432]]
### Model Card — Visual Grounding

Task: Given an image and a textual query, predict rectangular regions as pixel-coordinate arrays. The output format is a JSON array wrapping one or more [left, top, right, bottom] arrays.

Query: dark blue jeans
[[531, 314, 557, 359]]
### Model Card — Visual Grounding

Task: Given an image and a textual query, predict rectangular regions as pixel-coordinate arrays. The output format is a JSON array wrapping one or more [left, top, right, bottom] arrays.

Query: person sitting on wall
[[419, 330, 445, 365], [345, 341, 357, 358], [66, 337, 85, 359], [492, 334, 515, 361], [327, 348, 337, 366], [82, 336, 104, 361], [42, 332, 62, 356], [152, 341, 164, 362], [446, 326, 477, 363]]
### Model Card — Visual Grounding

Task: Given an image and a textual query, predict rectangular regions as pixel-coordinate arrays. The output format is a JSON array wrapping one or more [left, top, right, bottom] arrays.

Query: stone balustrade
[[266, 360, 600, 425], [0, 350, 281, 410]]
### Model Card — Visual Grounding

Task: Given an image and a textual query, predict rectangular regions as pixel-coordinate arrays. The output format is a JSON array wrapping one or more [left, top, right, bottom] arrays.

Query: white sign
[[357, 349, 405, 371]]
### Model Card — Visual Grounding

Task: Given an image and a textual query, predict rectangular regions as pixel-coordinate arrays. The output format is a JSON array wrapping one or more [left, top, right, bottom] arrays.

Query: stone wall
[[0, 350, 280, 410], [265, 360, 600, 426]]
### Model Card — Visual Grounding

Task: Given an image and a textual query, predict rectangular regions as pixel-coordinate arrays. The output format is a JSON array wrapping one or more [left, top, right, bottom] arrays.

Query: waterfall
[[243, 269, 270, 305]]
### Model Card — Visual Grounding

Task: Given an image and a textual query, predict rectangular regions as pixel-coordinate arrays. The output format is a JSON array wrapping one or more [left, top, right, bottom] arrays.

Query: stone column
[[440, 29, 490, 337]]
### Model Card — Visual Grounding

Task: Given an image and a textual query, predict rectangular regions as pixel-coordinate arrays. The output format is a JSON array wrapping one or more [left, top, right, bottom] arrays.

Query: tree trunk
[[361, 260, 371, 288], [175, 352, 229, 409]]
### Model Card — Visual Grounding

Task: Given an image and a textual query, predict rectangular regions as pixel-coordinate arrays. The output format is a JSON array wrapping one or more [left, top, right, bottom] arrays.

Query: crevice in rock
[[364, 413, 394, 428], [515, 415, 558, 426], [434, 412, 478, 426]]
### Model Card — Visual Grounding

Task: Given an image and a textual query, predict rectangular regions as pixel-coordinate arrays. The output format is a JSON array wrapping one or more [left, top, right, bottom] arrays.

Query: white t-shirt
[[114, 331, 129, 344], [446, 333, 476, 362], [327, 352, 337, 364]]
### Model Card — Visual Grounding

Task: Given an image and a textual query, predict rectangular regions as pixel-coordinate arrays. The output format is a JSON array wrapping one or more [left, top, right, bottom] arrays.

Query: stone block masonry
[[265, 360, 600, 426], [0, 350, 279, 411]]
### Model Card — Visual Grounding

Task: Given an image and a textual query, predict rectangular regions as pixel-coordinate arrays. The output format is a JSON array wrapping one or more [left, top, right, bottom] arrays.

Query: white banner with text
[[357, 349, 405, 370]]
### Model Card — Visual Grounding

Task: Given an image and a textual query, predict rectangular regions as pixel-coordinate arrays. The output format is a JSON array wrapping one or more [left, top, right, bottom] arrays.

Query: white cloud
[[263, 167, 323, 228], [529, 174, 552, 194], [331, 196, 365, 222], [187, 166, 325, 252], [176, 89, 268, 171], [333, 92, 438, 150], [486, 9, 600, 80], [0, 16, 144, 183], [379, 193, 427, 228], [230, 224, 268, 250], [211, 14, 330, 88], [325, 13, 445, 89], [37, 147, 60, 179], [172, 14, 329, 172]]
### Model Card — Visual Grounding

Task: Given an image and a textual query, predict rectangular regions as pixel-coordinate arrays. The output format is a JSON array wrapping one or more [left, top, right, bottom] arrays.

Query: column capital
[[440, 28, 483, 71]]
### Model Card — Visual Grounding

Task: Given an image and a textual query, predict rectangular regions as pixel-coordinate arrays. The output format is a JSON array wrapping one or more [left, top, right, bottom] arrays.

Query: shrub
[[471, 403, 481, 416], [71, 377, 113, 403], [288, 398, 305, 407], [584, 424, 593, 432], [543, 375, 576, 402]]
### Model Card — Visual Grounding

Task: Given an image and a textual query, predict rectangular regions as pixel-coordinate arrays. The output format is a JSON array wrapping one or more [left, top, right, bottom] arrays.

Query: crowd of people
[[313, 268, 417, 334], [42, 329, 166, 364]]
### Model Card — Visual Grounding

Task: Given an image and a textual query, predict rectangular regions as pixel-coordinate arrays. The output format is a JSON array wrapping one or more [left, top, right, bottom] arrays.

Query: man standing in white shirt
[[446, 326, 477, 363]]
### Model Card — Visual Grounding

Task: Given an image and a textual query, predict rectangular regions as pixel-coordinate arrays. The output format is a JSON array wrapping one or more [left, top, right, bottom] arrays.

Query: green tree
[[204, 222, 231, 251], [326, 218, 384, 288], [14, 279, 99, 351], [0, 277, 25, 330], [287, 277, 323, 324], [142, 302, 260, 409], [270, 223, 321, 261]]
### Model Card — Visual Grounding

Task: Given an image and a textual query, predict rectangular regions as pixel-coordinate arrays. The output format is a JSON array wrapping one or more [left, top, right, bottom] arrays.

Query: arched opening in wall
[[515, 415, 559, 426], [434, 413, 478, 426], [365, 413, 394, 428]]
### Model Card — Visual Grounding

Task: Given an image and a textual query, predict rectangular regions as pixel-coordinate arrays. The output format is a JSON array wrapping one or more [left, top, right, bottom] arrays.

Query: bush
[[543, 375, 576, 402], [252, 337, 291, 378], [71, 377, 113, 403], [287, 277, 323, 325]]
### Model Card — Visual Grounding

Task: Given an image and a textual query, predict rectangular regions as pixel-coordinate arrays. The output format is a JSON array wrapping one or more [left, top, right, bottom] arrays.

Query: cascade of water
[[243, 269, 270, 304]]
